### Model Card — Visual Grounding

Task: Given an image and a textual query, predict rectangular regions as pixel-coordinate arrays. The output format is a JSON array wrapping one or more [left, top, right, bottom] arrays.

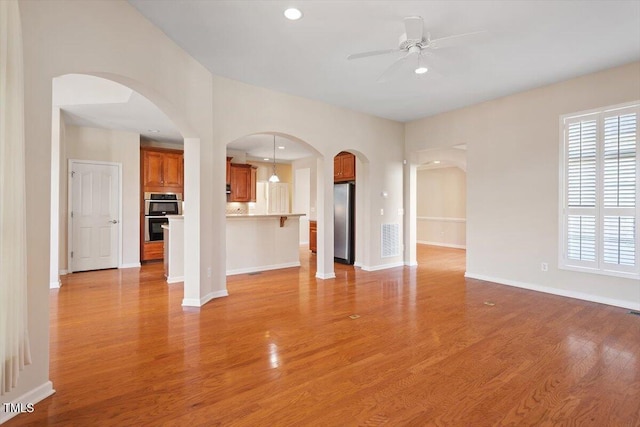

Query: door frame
[[67, 159, 123, 273]]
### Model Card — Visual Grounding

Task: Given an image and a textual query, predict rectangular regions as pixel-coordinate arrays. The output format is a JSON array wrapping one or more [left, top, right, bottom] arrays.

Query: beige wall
[[416, 167, 466, 248], [14, 0, 405, 406], [16, 0, 215, 406], [63, 125, 141, 269], [406, 61, 640, 309]]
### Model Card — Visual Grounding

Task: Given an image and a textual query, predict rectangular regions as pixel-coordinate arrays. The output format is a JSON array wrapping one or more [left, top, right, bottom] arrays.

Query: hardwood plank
[[6, 245, 640, 426]]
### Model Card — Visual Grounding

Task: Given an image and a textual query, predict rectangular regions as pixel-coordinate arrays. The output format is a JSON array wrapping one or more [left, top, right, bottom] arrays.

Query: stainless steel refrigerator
[[334, 182, 355, 264]]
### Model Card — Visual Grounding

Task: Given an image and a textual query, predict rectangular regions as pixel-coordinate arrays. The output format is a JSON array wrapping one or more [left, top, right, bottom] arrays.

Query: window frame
[[558, 101, 640, 279]]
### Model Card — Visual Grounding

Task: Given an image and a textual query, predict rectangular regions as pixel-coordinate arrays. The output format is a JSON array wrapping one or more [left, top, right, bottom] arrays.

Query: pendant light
[[268, 135, 280, 183]]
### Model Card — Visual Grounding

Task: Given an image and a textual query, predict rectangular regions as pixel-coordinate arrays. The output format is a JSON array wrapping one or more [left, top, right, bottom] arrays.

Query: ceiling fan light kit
[[283, 8, 302, 20], [347, 16, 484, 82]]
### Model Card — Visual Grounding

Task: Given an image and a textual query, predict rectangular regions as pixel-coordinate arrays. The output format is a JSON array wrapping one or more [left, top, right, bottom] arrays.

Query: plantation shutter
[[561, 104, 639, 276], [601, 109, 637, 273], [564, 115, 598, 268]]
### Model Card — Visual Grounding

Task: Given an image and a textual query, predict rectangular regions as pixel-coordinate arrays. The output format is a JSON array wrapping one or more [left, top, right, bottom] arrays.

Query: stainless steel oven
[[144, 192, 183, 216], [145, 216, 169, 242]]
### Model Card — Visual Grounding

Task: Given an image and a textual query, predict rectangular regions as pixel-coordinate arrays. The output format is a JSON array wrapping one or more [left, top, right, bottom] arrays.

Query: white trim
[[558, 103, 640, 279], [226, 262, 301, 276], [58, 269, 68, 276], [166, 275, 184, 284], [0, 381, 55, 424], [315, 272, 336, 280], [417, 216, 466, 223], [353, 261, 363, 268], [404, 261, 419, 267], [360, 261, 404, 272], [182, 290, 228, 307], [464, 272, 640, 311], [417, 240, 466, 249], [119, 263, 141, 269], [49, 280, 60, 289]]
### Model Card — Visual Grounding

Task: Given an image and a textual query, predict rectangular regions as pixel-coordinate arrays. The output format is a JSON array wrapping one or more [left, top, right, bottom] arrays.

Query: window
[[560, 102, 639, 278]]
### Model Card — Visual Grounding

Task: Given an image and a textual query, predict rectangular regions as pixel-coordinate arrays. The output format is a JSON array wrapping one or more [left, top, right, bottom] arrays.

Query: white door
[[268, 182, 290, 214], [69, 161, 119, 272]]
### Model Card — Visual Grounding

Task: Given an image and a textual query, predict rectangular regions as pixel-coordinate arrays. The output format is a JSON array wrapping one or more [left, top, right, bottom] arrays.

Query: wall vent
[[381, 223, 400, 258]]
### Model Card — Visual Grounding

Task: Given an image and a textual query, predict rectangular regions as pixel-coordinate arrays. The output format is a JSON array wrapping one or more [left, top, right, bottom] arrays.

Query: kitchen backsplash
[[226, 202, 249, 214]]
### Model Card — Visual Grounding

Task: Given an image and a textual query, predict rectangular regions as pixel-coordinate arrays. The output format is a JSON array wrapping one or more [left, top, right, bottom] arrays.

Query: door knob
[[109, 220, 118, 224]]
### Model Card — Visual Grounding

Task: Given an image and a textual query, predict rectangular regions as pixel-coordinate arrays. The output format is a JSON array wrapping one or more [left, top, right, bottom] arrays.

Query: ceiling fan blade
[[376, 52, 416, 83], [404, 16, 424, 42], [347, 48, 402, 60], [429, 30, 487, 49]]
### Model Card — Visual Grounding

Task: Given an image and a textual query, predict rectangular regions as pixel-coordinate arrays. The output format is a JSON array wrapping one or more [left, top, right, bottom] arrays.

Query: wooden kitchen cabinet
[[141, 147, 184, 193], [334, 151, 355, 182], [309, 220, 317, 253], [228, 163, 257, 202]]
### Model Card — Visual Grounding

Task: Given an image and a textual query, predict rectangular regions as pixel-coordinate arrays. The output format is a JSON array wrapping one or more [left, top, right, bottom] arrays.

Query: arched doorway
[[224, 132, 323, 278], [49, 73, 202, 306]]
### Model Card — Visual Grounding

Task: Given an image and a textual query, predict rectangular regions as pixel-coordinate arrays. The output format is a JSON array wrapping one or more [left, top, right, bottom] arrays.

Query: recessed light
[[433, 160, 441, 164], [284, 8, 302, 20], [414, 67, 428, 75], [264, 158, 270, 161], [278, 146, 285, 150], [148, 129, 160, 133]]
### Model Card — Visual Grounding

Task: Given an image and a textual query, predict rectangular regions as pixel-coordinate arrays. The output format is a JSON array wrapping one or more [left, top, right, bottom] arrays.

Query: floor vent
[[381, 223, 400, 258], [628, 311, 640, 316], [248, 272, 262, 276]]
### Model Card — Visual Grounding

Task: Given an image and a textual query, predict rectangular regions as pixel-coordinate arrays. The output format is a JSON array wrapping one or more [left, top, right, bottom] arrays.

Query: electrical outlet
[[380, 208, 384, 216], [541, 262, 548, 272], [207, 267, 212, 278]]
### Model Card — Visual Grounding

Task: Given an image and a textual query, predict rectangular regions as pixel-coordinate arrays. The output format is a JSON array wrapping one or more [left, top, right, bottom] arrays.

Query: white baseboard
[[0, 381, 55, 424], [417, 240, 466, 249], [404, 261, 419, 267], [315, 272, 336, 280], [119, 262, 141, 269], [182, 289, 228, 307], [226, 262, 300, 276], [464, 272, 640, 311], [360, 261, 405, 272], [353, 261, 363, 268], [58, 269, 68, 276], [49, 281, 61, 289], [166, 275, 184, 284]]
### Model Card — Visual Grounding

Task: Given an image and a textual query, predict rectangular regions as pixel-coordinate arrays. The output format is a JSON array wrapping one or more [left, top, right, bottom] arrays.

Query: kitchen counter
[[162, 216, 184, 284], [225, 213, 306, 218], [226, 213, 305, 275]]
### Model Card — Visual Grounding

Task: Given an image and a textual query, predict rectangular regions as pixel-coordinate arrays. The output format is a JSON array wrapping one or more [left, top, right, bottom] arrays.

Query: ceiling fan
[[347, 16, 484, 82]]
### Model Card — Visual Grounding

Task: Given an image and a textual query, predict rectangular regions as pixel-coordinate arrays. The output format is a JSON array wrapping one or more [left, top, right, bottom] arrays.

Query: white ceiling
[[56, 1, 640, 160], [129, 0, 640, 122]]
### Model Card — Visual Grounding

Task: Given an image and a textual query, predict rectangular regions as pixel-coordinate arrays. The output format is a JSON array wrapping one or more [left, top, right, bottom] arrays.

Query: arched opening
[[410, 145, 467, 269], [224, 132, 323, 278], [331, 149, 370, 270], [49, 73, 201, 306]]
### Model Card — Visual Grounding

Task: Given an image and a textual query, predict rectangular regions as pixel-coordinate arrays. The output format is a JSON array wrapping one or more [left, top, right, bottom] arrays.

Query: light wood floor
[[7, 245, 640, 426]]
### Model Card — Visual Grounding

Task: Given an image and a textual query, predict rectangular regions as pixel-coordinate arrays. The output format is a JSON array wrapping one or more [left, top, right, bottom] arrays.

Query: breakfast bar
[[226, 213, 305, 275]]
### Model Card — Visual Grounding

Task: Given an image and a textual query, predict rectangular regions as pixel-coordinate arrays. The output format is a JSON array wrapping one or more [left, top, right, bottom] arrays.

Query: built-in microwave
[[144, 192, 183, 216]]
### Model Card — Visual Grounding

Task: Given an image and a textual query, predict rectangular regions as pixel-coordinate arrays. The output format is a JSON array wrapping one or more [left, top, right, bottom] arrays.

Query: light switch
[[380, 208, 384, 216]]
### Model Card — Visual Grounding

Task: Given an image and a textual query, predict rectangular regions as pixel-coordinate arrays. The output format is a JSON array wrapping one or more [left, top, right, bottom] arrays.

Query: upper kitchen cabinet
[[142, 147, 184, 193], [334, 151, 356, 182], [228, 163, 257, 202]]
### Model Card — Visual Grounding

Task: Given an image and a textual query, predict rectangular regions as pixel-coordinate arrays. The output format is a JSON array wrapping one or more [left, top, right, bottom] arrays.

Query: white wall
[[406, 61, 640, 310], [64, 125, 141, 269], [416, 167, 466, 248]]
